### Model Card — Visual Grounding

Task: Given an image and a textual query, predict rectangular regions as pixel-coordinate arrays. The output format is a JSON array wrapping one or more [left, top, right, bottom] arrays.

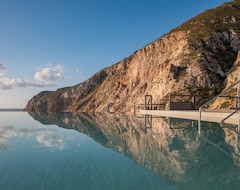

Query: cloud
[[0, 77, 48, 90], [0, 64, 7, 77], [0, 64, 64, 90], [34, 64, 64, 82]]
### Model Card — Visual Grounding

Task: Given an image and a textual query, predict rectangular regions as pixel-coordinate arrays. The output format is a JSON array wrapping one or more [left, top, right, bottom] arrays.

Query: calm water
[[0, 111, 240, 190]]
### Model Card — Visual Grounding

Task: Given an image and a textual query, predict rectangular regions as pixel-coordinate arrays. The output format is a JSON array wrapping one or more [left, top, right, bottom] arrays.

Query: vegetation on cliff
[[172, 0, 240, 43]]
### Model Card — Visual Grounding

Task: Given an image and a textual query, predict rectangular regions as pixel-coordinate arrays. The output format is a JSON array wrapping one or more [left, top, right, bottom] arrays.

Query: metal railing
[[198, 78, 240, 134]]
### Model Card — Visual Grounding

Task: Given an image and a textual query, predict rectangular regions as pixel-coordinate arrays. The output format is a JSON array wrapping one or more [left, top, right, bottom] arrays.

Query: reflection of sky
[[37, 133, 65, 150], [0, 125, 66, 152]]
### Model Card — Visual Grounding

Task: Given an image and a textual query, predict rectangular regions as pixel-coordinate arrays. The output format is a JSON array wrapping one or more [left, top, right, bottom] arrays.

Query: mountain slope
[[25, 0, 240, 113]]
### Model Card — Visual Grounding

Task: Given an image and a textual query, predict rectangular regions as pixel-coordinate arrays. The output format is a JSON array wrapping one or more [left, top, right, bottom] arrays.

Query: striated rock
[[25, 0, 240, 112], [208, 50, 240, 109]]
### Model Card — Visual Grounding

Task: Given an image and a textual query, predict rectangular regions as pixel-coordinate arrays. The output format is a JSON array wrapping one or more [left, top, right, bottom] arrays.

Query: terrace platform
[[140, 110, 240, 125]]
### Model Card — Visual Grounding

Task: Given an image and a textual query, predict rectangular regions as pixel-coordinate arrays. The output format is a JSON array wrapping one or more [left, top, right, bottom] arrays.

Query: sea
[[0, 110, 240, 190]]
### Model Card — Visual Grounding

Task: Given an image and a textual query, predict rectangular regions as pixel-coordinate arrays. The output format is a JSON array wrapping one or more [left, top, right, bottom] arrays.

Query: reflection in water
[[0, 125, 65, 151], [28, 111, 240, 190], [36, 133, 65, 150]]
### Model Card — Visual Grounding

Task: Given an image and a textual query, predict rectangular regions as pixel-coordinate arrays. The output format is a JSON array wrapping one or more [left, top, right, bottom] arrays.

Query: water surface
[[0, 112, 176, 190], [0, 111, 240, 190]]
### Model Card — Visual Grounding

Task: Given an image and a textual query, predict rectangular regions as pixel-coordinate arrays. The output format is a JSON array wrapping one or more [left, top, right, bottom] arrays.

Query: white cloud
[[34, 64, 64, 82], [0, 77, 48, 90], [0, 64, 65, 90]]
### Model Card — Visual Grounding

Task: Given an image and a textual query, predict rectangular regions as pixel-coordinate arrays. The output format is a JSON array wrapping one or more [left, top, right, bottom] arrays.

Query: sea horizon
[[0, 108, 23, 112]]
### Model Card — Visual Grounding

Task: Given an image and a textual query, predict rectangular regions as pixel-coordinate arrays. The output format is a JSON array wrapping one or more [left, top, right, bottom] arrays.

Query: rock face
[[25, 0, 240, 112]]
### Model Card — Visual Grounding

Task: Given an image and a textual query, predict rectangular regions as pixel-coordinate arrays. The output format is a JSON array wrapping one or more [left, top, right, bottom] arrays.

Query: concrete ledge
[[140, 110, 239, 125]]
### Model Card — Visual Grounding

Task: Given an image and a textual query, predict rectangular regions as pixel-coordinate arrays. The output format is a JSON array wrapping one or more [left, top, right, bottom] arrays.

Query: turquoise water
[[0, 112, 240, 190], [0, 112, 176, 190]]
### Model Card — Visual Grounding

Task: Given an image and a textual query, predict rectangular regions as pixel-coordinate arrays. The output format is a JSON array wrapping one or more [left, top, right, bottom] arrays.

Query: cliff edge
[[25, 0, 240, 112]]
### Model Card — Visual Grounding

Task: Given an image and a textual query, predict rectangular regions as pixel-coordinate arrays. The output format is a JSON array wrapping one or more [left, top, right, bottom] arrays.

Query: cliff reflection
[[28, 112, 240, 190]]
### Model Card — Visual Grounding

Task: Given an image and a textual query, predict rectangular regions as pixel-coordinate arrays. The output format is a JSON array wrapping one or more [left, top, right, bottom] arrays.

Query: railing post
[[192, 95, 196, 110], [145, 95, 152, 110], [235, 73, 240, 153], [238, 73, 240, 133], [237, 72, 240, 153], [198, 107, 201, 135], [145, 114, 152, 128]]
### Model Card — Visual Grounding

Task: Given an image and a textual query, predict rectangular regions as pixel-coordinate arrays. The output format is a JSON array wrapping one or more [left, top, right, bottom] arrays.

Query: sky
[[0, 0, 231, 108]]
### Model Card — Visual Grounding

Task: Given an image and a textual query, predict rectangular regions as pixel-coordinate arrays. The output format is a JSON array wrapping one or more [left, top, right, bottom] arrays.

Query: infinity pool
[[0, 111, 240, 190]]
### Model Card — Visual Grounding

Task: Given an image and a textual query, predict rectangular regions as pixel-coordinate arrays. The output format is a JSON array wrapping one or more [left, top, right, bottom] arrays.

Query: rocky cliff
[[25, 0, 240, 112]]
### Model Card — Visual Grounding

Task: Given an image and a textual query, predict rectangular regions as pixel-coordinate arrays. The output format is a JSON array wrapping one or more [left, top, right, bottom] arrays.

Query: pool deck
[[140, 110, 240, 125]]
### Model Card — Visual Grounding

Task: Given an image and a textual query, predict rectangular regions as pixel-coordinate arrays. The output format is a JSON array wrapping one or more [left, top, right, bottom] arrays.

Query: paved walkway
[[140, 110, 240, 125]]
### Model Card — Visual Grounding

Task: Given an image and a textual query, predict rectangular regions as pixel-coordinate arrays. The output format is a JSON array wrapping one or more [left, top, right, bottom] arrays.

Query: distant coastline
[[0, 108, 23, 112]]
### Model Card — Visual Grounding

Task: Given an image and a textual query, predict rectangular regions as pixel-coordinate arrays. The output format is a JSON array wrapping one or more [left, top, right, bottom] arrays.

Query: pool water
[[0, 111, 240, 190]]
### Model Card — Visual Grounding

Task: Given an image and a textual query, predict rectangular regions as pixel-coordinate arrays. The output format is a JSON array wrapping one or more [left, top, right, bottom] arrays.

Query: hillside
[[25, 0, 240, 113]]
